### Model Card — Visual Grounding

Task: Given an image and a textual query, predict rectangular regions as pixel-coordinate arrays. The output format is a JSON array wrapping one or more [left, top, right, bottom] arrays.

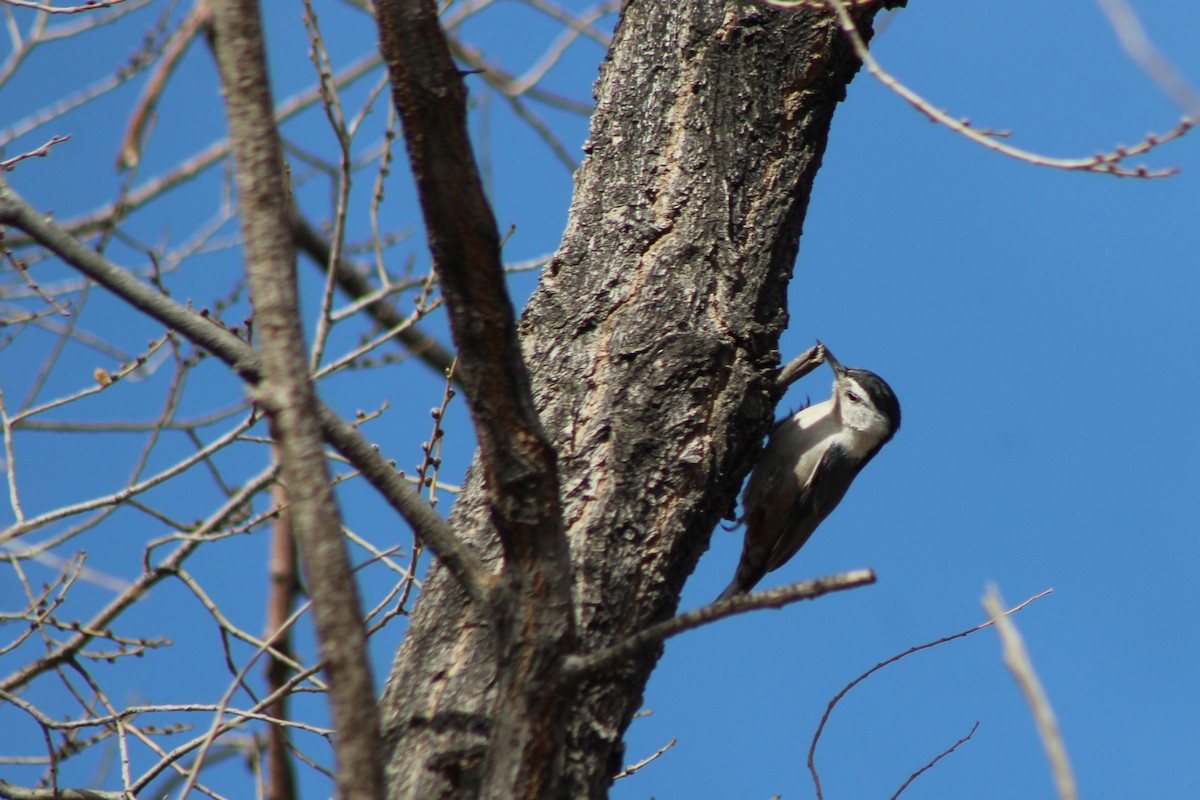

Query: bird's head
[[825, 348, 901, 445]]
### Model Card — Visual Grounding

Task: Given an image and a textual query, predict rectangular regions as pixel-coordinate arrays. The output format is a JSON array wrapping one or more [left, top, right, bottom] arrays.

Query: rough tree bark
[[378, 0, 904, 798]]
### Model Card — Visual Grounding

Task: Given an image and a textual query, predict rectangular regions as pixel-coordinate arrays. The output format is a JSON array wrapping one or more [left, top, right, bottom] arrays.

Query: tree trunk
[[379, 1, 902, 797]]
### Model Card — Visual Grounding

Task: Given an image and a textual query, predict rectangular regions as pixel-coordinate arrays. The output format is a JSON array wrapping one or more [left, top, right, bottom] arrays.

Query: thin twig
[[808, 588, 1052, 800], [0, 467, 279, 694], [889, 721, 979, 800], [301, 0, 353, 375], [1, 243, 72, 316], [0, 134, 71, 171], [0, 407, 253, 544], [0, 0, 132, 12], [612, 737, 677, 780], [0, 171, 493, 610], [3, 52, 384, 242], [0, 779, 129, 800], [796, 0, 1194, 178], [0, 20, 168, 149], [289, 211, 461, 385]]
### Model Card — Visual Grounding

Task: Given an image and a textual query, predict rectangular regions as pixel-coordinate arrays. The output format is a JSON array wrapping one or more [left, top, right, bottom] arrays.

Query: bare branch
[[564, 570, 877, 680], [1095, 0, 1200, 115], [508, 0, 616, 95], [0, 389, 23, 524], [1, 407, 253, 545], [0, 173, 492, 606], [117, 2, 214, 171], [373, 4, 574, 794], [448, 38, 595, 118], [0, 0, 132, 13], [794, 0, 1195, 178], [289, 210, 460, 384], [0, 779, 127, 800], [809, 588, 1053, 800], [514, 0, 614, 49], [1, 467, 279, 694], [889, 722, 979, 800], [0, 134, 71, 171], [300, 0, 353, 376], [207, 1, 382, 796], [612, 737, 677, 780], [983, 586, 1078, 800], [264, 484, 299, 800], [0, 689, 331, 739], [0, 16, 167, 148], [375, 0, 567, 584], [3, 51, 385, 242], [776, 342, 827, 393]]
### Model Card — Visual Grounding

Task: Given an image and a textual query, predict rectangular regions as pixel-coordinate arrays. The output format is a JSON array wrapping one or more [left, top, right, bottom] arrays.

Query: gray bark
[[379, 1, 902, 797], [208, 1, 386, 797]]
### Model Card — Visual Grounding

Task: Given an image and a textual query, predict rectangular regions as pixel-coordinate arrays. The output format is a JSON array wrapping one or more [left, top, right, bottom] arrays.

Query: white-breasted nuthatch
[[717, 348, 900, 601]]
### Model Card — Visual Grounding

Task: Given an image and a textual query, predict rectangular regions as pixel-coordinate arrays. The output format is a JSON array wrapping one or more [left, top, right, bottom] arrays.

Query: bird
[[717, 348, 901, 601]]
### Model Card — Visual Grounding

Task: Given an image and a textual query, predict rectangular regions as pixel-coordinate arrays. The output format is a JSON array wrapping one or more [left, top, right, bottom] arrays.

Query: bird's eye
[[846, 391, 862, 404]]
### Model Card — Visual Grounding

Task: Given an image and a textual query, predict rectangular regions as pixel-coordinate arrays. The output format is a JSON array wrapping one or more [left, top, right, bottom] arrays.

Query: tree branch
[[889, 721, 978, 800], [0, 781, 126, 800], [776, 342, 828, 393], [1, 466, 278, 694], [374, 3, 575, 796], [983, 586, 1078, 800], [563, 570, 877, 680], [808, 588, 1053, 800], [374, 0, 567, 584], [289, 209, 459, 384], [810, 0, 1190, 178], [207, 2, 383, 797], [264, 482, 300, 800], [0, 170, 491, 610]]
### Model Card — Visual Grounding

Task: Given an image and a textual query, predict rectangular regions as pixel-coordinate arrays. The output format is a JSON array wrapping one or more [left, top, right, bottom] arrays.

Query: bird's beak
[[823, 346, 847, 377]]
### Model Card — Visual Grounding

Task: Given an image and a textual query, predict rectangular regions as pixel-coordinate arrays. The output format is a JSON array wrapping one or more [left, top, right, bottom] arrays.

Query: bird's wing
[[764, 443, 857, 573], [739, 409, 821, 520]]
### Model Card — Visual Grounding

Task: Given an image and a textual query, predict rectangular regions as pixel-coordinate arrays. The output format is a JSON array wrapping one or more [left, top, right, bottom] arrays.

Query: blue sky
[[647, 3, 1200, 798], [1, 1, 1197, 798]]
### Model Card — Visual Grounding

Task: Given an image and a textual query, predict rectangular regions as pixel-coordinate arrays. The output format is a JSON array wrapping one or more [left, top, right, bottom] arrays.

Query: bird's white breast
[[791, 397, 886, 466]]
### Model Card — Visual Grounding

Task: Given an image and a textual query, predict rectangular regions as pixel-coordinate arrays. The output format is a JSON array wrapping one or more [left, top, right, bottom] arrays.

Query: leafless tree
[[0, 1, 1189, 799]]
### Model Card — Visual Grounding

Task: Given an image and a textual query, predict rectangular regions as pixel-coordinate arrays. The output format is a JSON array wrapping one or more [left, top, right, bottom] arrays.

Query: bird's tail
[[715, 581, 743, 603], [715, 544, 769, 603]]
